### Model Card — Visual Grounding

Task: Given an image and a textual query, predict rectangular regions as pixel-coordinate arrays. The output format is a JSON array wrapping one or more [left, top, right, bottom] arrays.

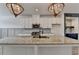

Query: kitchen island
[[0, 35, 79, 55]]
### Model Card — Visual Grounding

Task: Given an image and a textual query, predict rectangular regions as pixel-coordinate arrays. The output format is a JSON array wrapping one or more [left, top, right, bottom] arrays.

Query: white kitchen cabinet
[[40, 17, 52, 28], [2, 45, 35, 55], [51, 25, 61, 35], [0, 45, 73, 55], [1, 28, 15, 38], [0, 46, 2, 55], [38, 45, 72, 55], [0, 29, 2, 39], [52, 17, 61, 24], [24, 17, 32, 28], [8, 28, 15, 37], [2, 28, 8, 38]]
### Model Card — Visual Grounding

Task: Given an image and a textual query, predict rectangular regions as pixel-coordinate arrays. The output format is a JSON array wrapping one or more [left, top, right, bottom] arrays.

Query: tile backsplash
[[0, 28, 52, 38]]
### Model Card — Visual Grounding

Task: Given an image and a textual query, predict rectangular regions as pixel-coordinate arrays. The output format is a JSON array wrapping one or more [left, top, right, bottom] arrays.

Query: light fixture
[[48, 3, 65, 16], [34, 8, 39, 12], [6, 3, 24, 17]]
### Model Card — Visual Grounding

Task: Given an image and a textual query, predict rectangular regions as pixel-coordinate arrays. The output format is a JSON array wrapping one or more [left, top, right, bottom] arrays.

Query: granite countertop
[[0, 35, 79, 45]]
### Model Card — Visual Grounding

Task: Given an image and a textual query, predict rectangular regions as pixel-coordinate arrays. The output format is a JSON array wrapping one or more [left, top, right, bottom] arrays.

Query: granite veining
[[0, 35, 79, 45]]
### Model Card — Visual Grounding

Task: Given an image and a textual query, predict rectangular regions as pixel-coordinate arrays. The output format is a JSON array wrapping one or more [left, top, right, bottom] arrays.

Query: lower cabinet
[[1, 45, 35, 55], [0, 46, 2, 55], [0, 45, 73, 55], [38, 45, 72, 55]]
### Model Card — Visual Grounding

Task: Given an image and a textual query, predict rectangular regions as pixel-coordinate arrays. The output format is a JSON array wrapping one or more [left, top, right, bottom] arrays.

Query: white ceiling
[[20, 3, 51, 15], [0, 3, 79, 16]]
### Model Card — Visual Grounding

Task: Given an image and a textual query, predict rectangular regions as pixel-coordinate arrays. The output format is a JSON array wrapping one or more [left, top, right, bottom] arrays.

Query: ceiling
[[0, 3, 79, 16], [20, 3, 51, 15]]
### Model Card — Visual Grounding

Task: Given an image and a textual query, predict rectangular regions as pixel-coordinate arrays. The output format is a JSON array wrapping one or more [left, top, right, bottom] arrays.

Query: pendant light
[[48, 3, 65, 16], [6, 3, 24, 17]]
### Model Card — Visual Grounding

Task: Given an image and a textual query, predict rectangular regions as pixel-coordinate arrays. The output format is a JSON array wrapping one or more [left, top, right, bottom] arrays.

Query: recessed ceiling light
[[34, 8, 39, 12]]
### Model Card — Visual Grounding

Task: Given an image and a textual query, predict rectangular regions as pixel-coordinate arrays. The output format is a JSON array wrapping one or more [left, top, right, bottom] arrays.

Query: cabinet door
[[24, 18, 32, 28], [2, 28, 8, 38], [8, 28, 15, 37], [0, 46, 2, 55], [0, 29, 2, 39], [3, 45, 35, 55], [38, 45, 72, 55]]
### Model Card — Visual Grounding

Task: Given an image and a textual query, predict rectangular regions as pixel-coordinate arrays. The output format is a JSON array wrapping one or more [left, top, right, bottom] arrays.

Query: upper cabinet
[[0, 16, 25, 28], [0, 14, 61, 29], [52, 17, 61, 25]]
